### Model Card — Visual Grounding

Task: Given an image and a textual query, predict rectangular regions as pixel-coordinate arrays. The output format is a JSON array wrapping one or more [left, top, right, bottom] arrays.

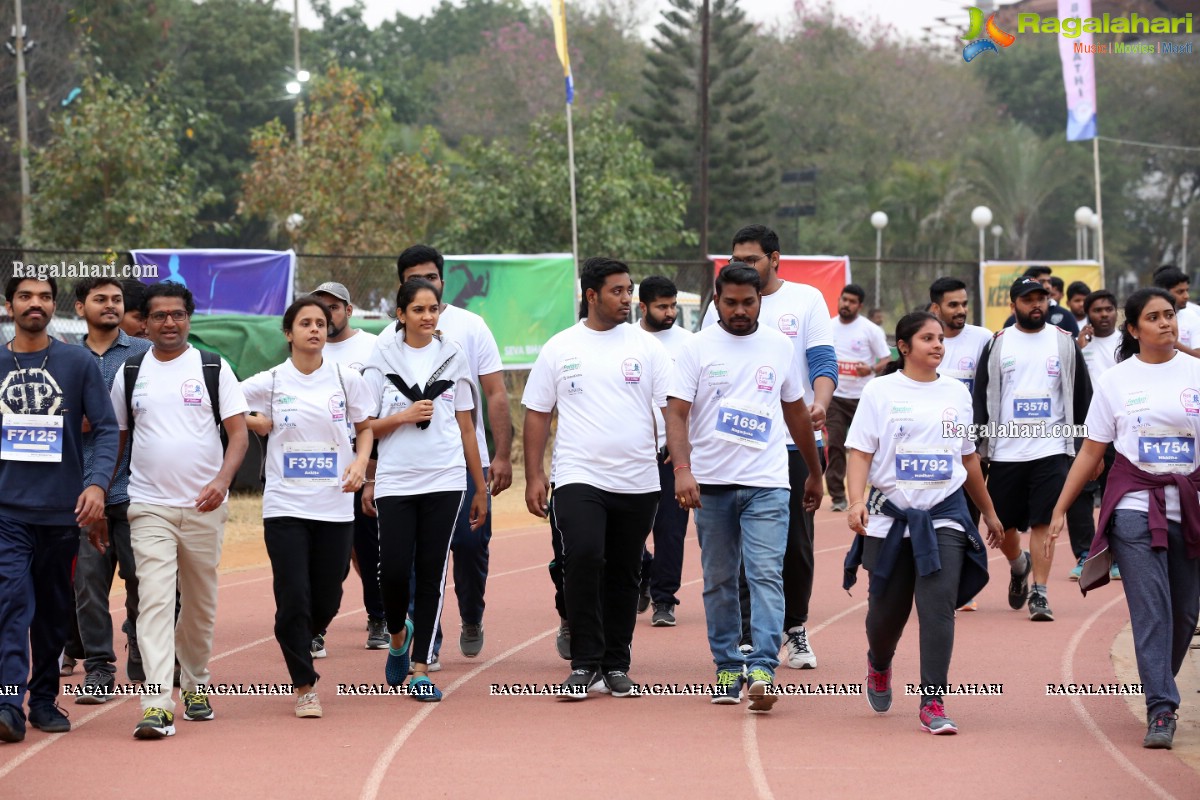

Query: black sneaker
[[134, 707, 175, 739], [555, 617, 571, 661], [460, 622, 485, 658], [1008, 551, 1032, 610], [28, 703, 71, 733], [1143, 710, 1177, 749], [0, 705, 26, 742], [598, 670, 637, 697], [311, 634, 327, 659], [76, 670, 116, 705], [558, 668, 601, 701], [126, 637, 146, 682], [181, 690, 214, 721], [1028, 591, 1054, 621], [651, 603, 676, 627], [366, 617, 389, 650], [637, 580, 652, 614]]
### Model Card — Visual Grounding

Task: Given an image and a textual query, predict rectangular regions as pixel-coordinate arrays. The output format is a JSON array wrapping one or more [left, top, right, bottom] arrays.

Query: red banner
[[710, 256, 851, 317]]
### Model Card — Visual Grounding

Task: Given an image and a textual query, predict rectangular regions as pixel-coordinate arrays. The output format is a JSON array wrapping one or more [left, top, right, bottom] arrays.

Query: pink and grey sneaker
[[919, 699, 958, 735], [866, 660, 892, 714]]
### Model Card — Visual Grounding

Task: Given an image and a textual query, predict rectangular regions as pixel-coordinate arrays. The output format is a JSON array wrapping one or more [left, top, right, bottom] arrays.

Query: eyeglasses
[[148, 310, 188, 323], [732, 253, 772, 267]]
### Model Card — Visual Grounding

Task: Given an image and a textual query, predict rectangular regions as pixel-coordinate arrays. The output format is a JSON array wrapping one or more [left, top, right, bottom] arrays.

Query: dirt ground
[[219, 474, 540, 573]]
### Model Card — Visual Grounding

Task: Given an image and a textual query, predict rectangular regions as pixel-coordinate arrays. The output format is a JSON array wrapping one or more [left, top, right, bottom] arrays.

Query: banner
[[131, 249, 295, 316], [550, 0, 574, 104], [979, 260, 1103, 331], [1058, 0, 1098, 141], [710, 255, 852, 317]]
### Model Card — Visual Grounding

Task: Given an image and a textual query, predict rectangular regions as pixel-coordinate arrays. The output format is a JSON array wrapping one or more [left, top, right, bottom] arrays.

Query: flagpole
[[566, 100, 579, 291], [1093, 136, 1104, 287]]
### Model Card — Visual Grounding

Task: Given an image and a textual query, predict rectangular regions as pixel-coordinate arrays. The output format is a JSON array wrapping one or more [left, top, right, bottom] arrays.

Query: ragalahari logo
[[962, 7, 1015, 62]]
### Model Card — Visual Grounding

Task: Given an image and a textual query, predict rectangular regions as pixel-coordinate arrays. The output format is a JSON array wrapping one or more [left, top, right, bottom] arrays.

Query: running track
[[2, 509, 1197, 799]]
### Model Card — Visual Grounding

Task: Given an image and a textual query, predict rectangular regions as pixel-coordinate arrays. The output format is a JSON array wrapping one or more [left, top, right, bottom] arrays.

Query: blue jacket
[[843, 487, 989, 608]]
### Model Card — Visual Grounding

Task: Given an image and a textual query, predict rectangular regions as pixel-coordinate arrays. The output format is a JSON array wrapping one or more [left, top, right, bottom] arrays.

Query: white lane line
[[1063, 593, 1177, 800]]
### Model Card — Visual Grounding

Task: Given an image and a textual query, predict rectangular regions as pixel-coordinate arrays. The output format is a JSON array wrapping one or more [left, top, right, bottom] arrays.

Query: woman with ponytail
[[842, 312, 1004, 735], [1050, 287, 1200, 750]]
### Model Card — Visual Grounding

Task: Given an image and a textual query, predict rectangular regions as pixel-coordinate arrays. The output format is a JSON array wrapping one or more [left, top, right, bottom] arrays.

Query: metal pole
[[697, 0, 710, 267], [978, 227, 985, 267], [993, 233, 999, 260], [874, 228, 881, 309], [1183, 214, 1190, 275], [14, 0, 32, 237], [293, 0, 303, 149], [1093, 136, 1104, 285], [566, 101, 579, 288]]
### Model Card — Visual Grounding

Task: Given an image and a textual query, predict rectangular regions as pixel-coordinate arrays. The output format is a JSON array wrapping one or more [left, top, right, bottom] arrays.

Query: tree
[[25, 73, 215, 251], [442, 101, 694, 260], [239, 67, 452, 291], [633, 0, 771, 254]]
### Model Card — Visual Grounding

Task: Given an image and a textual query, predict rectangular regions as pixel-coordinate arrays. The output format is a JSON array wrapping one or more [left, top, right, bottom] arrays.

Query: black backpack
[[123, 348, 228, 453]]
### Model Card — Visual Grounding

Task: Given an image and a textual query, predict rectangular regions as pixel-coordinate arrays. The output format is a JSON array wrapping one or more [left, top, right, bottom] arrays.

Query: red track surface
[[2, 510, 1197, 799]]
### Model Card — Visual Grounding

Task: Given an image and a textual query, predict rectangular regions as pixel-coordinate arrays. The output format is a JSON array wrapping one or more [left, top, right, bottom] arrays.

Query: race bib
[[1013, 393, 1051, 419], [895, 446, 953, 490], [1, 414, 63, 463], [1136, 427, 1195, 475], [940, 368, 974, 394], [281, 441, 338, 486], [714, 400, 773, 450], [837, 361, 860, 378]]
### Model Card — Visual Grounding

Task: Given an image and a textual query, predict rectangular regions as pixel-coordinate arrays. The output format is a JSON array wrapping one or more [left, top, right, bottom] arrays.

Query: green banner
[[439, 254, 574, 366]]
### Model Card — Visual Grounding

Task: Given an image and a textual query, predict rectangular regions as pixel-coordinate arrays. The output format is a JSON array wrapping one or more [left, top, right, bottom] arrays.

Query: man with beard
[[1002, 267, 1080, 336], [973, 278, 1092, 622], [309, 282, 385, 653], [667, 263, 822, 709], [0, 276, 117, 742], [70, 278, 152, 703], [825, 284, 890, 511], [634, 276, 693, 627]]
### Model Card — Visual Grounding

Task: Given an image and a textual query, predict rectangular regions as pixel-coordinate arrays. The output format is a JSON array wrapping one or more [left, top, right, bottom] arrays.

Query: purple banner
[[131, 249, 295, 316]]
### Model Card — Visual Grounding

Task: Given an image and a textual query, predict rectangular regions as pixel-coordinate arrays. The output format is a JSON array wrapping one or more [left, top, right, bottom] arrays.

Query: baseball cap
[[1010, 277, 1049, 301], [311, 281, 351, 305]]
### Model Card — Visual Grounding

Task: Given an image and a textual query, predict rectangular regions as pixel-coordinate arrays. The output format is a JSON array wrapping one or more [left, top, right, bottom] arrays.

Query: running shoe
[[133, 707, 175, 739], [1110, 564, 1122, 581], [28, 703, 70, 733], [558, 668, 602, 701], [598, 670, 636, 697], [311, 634, 327, 659], [407, 654, 442, 675], [126, 628, 145, 682], [556, 618, 571, 661], [1028, 591, 1054, 621], [366, 617, 389, 650], [919, 699, 958, 734], [651, 603, 676, 627], [295, 692, 323, 719], [711, 670, 745, 705], [460, 622, 484, 658], [409, 675, 443, 702], [182, 690, 214, 721], [958, 600, 978, 612], [59, 654, 76, 678], [0, 705, 24, 743], [1143, 710, 1177, 749], [830, 500, 848, 512], [1007, 551, 1031, 610], [76, 670, 115, 705], [637, 579, 652, 614], [784, 626, 816, 669], [865, 660, 892, 714], [385, 619, 415, 687], [1069, 555, 1085, 581], [746, 668, 778, 712]]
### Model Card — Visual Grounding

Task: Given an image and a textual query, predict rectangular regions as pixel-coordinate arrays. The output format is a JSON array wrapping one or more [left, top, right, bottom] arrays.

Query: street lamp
[[990, 224, 1002, 259], [1074, 206, 1094, 260], [870, 211, 888, 309], [971, 206, 992, 265]]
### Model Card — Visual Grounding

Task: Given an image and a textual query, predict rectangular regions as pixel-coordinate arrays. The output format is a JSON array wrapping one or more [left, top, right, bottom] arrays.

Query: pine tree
[[633, 0, 772, 256]]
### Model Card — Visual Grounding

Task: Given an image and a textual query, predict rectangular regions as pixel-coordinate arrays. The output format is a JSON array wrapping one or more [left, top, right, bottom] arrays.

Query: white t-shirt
[[1176, 306, 1200, 352], [1084, 352, 1200, 521], [830, 315, 890, 400], [937, 324, 993, 396], [703, 281, 834, 444], [522, 321, 670, 493], [645, 323, 693, 450], [241, 359, 373, 522], [845, 372, 975, 538], [1081, 331, 1121, 385], [670, 324, 802, 489], [375, 305, 503, 464], [363, 338, 476, 498], [323, 330, 377, 373], [989, 326, 1072, 462], [111, 346, 249, 507]]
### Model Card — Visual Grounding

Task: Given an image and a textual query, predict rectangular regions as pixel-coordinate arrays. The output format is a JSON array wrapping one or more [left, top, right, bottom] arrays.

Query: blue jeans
[[694, 487, 789, 675], [1108, 510, 1200, 718]]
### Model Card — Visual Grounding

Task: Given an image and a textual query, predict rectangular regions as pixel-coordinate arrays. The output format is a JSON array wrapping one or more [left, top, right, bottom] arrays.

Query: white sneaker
[[784, 626, 817, 669], [295, 691, 323, 718]]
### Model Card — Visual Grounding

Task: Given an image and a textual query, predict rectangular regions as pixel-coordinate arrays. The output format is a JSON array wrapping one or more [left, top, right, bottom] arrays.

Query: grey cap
[[311, 281, 351, 305]]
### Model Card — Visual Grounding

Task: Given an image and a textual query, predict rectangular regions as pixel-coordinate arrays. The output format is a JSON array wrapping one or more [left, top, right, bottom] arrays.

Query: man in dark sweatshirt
[[0, 275, 118, 742]]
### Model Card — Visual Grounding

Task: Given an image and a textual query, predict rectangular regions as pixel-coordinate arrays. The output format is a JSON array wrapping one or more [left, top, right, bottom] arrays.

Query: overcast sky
[[289, 0, 1000, 43]]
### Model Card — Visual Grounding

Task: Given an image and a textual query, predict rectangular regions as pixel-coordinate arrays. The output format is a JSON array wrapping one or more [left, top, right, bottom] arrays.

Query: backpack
[[124, 348, 227, 453]]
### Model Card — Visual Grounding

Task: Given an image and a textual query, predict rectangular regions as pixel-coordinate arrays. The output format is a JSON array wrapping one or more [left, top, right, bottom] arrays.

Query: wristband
[[848, 501, 865, 510], [673, 464, 691, 473]]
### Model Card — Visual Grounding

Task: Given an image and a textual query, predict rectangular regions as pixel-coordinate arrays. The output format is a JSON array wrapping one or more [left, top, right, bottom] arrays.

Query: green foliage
[[442, 102, 694, 258], [26, 74, 216, 250]]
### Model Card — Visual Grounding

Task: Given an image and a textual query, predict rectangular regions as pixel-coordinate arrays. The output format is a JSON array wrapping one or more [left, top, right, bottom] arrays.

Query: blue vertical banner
[[131, 249, 296, 315]]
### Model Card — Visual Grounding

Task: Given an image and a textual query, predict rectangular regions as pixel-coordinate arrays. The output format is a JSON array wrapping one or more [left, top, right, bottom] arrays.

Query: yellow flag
[[551, 0, 574, 103]]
